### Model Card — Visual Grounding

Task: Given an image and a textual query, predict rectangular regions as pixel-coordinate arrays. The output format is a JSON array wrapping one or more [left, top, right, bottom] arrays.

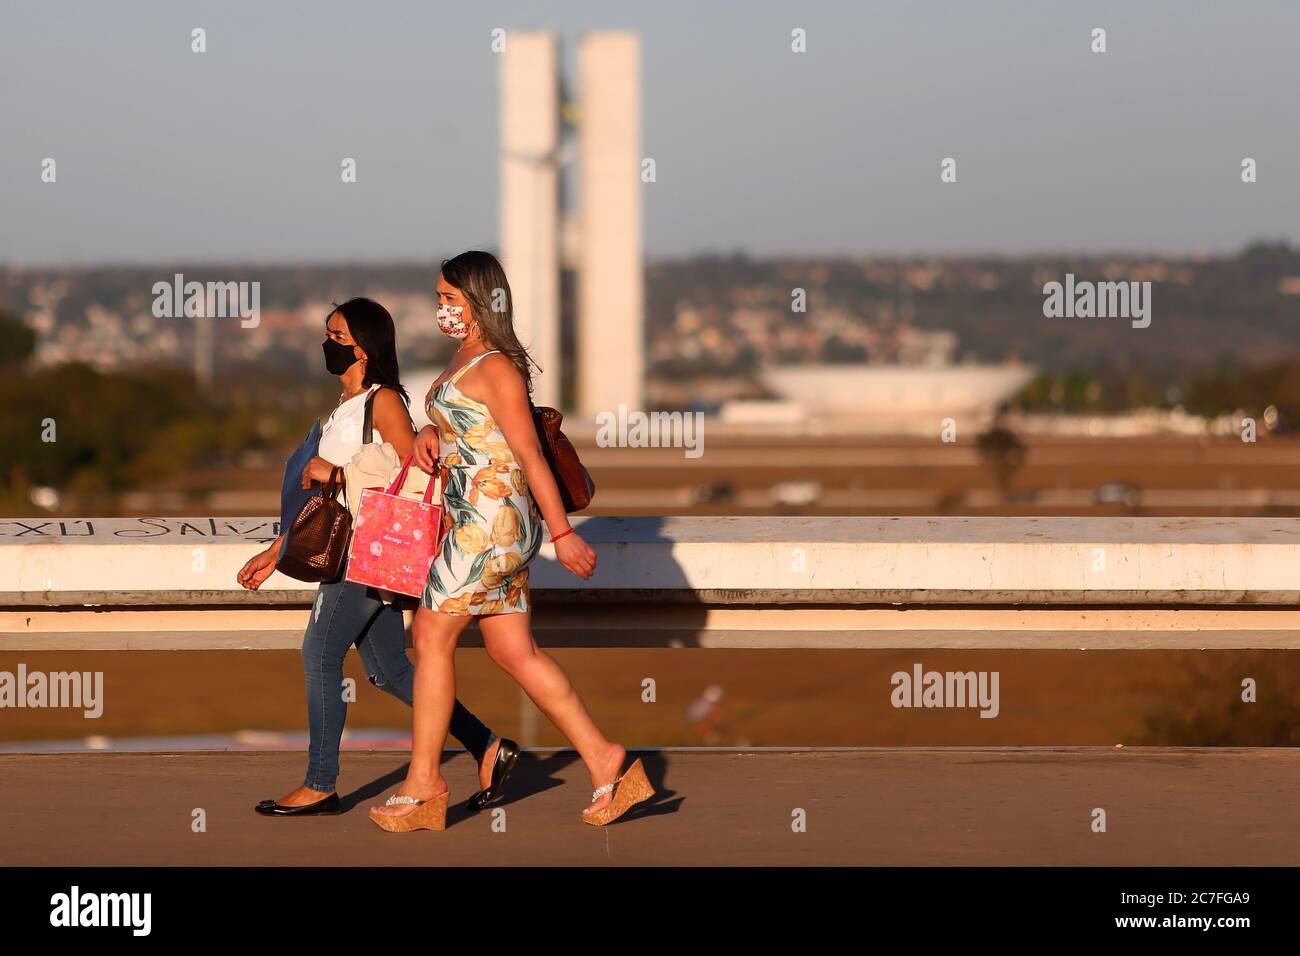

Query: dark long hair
[[440, 250, 540, 395], [326, 297, 409, 403]]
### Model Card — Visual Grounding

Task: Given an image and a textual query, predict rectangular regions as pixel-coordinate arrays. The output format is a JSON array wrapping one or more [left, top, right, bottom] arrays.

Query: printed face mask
[[437, 304, 471, 340]]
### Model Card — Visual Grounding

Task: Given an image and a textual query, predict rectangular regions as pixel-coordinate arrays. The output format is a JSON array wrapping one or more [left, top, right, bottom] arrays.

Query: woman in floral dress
[[369, 251, 653, 832], [423, 347, 543, 616]]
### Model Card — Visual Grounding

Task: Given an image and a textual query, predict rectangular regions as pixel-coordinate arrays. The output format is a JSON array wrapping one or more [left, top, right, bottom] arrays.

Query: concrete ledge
[[5, 516, 1300, 649], [5, 606, 1300, 650], [4, 515, 1300, 607]]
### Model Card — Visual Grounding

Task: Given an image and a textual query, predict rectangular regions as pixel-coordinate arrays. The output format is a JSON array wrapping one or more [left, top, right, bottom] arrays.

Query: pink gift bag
[[345, 456, 445, 598]]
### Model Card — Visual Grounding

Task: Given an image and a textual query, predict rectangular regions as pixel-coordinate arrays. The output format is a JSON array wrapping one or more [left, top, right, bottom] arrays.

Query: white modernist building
[[498, 32, 563, 410], [498, 30, 644, 418], [720, 363, 1037, 435]]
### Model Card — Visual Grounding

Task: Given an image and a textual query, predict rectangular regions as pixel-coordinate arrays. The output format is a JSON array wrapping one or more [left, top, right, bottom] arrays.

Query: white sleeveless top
[[318, 385, 384, 466]]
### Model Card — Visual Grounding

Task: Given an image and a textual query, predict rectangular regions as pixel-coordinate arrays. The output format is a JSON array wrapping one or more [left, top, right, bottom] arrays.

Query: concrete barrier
[[3, 515, 1300, 649]]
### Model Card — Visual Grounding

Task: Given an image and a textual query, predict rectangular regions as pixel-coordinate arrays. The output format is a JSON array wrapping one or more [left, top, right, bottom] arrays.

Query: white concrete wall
[[4, 516, 1300, 606], [499, 31, 561, 408], [577, 32, 643, 420], [5, 516, 1300, 649]]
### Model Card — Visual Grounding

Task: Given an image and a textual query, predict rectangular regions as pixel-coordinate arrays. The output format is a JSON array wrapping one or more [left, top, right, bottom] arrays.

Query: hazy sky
[[3, 0, 1298, 264]]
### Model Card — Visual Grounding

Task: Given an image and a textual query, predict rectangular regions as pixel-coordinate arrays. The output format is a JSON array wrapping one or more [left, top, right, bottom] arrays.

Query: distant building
[[722, 360, 1035, 434]]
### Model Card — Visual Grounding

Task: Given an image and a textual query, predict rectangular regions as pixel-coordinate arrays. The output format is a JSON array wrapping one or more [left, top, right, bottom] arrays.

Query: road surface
[[1, 748, 1296, 865]]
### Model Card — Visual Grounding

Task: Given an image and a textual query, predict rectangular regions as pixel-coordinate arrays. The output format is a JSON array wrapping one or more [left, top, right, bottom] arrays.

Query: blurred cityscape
[[4, 242, 1300, 518], [8, 242, 1300, 405]]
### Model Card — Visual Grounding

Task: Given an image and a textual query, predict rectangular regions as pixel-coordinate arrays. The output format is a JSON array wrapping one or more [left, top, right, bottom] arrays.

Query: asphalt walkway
[[2, 748, 1296, 865]]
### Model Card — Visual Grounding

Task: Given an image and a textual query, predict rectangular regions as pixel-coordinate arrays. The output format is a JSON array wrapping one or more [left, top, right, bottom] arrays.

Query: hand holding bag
[[277, 465, 352, 582], [345, 455, 446, 598]]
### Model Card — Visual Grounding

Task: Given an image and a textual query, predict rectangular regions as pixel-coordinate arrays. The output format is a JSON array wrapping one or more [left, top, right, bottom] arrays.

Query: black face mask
[[322, 338, 359, 376]]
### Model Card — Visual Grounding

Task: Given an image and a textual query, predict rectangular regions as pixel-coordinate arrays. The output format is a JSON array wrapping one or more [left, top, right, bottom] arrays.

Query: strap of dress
[[449, 349, 500, 385]]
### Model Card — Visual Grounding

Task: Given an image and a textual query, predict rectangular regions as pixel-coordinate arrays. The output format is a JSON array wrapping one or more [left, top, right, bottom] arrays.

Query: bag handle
[[385, 454, 438, 505], [362, 386, 416, 445], [323, 465, 343, 498]]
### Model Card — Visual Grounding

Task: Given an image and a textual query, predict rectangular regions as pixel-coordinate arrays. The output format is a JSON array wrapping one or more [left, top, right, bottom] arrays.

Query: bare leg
[[478, 610, 627, 816], [479, 738, 503, 790], [273, 785, 335, 807], [370, 606, 471, 819]]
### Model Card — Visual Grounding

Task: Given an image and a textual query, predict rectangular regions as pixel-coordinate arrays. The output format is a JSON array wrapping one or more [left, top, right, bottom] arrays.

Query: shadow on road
[[341, 748, 684, 823]]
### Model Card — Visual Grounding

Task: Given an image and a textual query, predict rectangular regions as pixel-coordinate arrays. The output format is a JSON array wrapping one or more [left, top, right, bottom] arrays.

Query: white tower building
[[576, 32, 643, 418], [498, 30, 643, 416], [499, 32, 562, 409]]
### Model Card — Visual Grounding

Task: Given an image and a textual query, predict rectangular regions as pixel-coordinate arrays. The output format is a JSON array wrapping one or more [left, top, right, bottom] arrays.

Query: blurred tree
[[976, 405, 1027, 494], [820, 335, 869, 363], [0, 310, 36, 368], [1131, 652, 1300, 746], [0, 361, 305, 513]]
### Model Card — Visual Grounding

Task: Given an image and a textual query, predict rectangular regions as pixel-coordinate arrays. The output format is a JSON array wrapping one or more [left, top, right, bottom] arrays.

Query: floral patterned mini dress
[[422, 349, 543, 616]]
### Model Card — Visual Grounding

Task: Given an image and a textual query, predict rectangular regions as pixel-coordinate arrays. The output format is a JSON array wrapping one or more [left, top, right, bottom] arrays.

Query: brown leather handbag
[[530, 402, 595, 513], [277, 465, 353, 582]]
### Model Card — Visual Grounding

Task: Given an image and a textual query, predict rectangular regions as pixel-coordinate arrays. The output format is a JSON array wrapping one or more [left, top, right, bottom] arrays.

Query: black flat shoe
[[466, 738, 520, 813], [254, 792, 341, 816]]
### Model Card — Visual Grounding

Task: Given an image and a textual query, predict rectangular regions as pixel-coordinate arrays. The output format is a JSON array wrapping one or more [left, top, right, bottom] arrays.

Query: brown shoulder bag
[[277, 465, 352, 582], [530, 401, 595, 513]]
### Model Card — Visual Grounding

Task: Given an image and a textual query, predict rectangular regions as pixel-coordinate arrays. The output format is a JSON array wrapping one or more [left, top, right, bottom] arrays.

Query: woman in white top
[[237, 297, 519, 816]]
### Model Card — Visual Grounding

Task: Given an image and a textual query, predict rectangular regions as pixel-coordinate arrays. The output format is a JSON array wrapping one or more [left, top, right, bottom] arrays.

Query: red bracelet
[[551, 527, 575, 543]]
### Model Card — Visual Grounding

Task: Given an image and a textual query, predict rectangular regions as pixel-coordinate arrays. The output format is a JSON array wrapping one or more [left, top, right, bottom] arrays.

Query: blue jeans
[[302, 576, 494, 792]]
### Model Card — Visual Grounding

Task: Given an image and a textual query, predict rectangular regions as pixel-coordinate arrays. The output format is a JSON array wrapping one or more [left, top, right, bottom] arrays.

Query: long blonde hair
[[441, 250, 539, 395]]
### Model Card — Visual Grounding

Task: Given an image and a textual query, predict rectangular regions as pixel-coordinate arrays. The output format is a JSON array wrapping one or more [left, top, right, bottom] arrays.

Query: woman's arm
[[300, 390, 415, 489], [301, 457, 337, 488], [479, 357, 567, 530], [371, 388, 415, 459], [237, 532, 284, 590], [473, 354, 596, 579]]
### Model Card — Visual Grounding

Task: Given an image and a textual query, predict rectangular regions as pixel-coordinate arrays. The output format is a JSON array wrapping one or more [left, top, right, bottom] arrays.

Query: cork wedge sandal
[[369, 790, 449, 833], [581, 758, 654, 827]]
